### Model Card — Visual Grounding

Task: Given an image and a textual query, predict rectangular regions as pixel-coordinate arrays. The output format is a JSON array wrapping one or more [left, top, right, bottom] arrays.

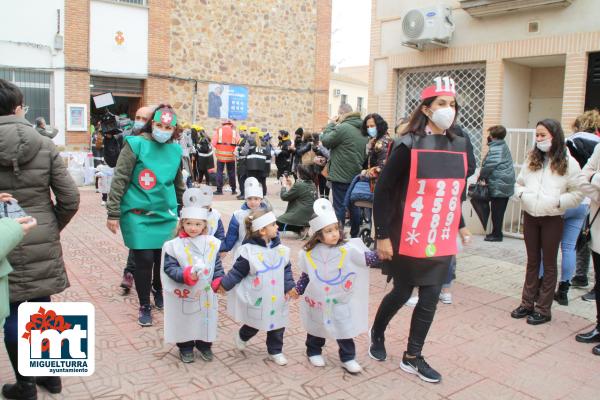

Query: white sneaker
[[308, 355, 326, 367], [406, 296, 419, 307], [100, 201, 106, 207], [269, 353, 288, 366], [439, 292, 452, 304], [235, 333, 248, 351], [342, 359, 362, 374]]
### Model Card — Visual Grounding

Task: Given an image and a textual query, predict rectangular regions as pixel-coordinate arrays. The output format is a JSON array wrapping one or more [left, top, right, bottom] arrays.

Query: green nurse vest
[[120, 135, 182, 249]]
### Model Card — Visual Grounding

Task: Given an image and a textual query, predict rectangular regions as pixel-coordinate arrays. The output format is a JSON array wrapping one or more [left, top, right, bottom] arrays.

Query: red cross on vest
[[138, 169, 157, 190]]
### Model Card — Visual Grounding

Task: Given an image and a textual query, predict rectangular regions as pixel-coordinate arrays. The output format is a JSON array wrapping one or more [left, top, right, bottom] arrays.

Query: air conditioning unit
[[333, 89, 341, 97], [402, 5, 455, 48]]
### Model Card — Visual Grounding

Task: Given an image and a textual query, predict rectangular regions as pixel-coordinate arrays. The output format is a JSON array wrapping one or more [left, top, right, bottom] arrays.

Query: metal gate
[[396, 64, 486, 166], [502, 128, 536, 239], [0, 68, 52, 126]]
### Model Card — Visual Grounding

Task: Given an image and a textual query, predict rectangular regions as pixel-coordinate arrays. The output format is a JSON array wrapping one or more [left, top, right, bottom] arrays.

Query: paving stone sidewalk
[[1, 180, 599, 400]]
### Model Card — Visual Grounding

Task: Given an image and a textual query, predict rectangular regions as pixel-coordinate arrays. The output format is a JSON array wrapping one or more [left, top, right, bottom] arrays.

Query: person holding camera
[[277, 165, 318, 237]]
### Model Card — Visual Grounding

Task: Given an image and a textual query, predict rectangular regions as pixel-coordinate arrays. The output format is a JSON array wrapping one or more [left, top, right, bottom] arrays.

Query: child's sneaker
[[368, 328, 387, 361], [439, 292, 452, 304], [179, 350, 195, 363], [138, 305, 152, 327], [197, 347, 214, 362], [235, 333, 248, 351], [308, 355, 325, 367], [152, 288, 164, 310], [269, 353, 288, 366], [406, 296, 419, 307], [342, 359, 362, 374], [400, 352, 441, 383]]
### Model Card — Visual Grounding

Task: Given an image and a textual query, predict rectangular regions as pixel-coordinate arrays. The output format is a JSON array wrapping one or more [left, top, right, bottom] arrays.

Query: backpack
[[197, 138, 212, 155]]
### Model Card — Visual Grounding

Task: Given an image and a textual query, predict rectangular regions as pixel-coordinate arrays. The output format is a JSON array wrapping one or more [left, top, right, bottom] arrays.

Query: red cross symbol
[[160, 112, 173, 125], [138, 169, 157, 190]]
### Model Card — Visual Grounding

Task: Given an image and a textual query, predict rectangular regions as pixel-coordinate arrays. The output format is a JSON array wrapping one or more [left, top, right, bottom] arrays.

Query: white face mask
[[429, 107, 456, 131], [536, 139, 552, 152]]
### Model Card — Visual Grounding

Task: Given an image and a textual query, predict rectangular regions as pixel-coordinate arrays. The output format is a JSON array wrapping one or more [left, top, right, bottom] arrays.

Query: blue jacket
[[221, 201, 269, 252], [163, 247, 224, 284], [220, 236, 295, 292]]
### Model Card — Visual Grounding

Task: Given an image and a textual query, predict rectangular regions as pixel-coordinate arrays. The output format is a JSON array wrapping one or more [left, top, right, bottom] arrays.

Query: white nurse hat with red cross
[[420, 76, 457, 100], [309, 199, 339, 233], [181, 188, 209, 220]]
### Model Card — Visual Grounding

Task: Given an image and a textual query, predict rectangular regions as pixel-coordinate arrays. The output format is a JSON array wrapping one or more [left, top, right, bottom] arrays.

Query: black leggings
[[372, 276, 442, 356], [591, 251, 600, 327], [132, 249, 162, 306]]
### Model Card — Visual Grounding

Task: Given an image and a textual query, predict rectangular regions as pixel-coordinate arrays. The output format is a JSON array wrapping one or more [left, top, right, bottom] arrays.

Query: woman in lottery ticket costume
[[106, 105, 186, 327], [161, 188, 223, 363], [369, 77, 471, 384], [295, 199, 380, 373], [212, 209, 298, 366]]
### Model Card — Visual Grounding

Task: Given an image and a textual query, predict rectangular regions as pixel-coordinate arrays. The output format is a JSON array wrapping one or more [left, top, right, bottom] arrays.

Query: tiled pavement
[[2, 179, 600, 399]]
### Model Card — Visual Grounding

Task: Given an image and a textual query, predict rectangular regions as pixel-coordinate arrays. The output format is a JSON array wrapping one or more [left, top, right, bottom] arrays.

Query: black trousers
[[238, 173, 247, 196], [305, 334, 355, 362], [591, 251, 600, 327], [124, 249, 136, 275], [372, 276, 442, 356], [196, 169, 211, 185], [318, 174, 330, 198], [177, 340, 212, 352], [132, 249, 162, 306], [239, 325, 285, 355], [490, 197, 509, 237], [247, 171, 267, 196]]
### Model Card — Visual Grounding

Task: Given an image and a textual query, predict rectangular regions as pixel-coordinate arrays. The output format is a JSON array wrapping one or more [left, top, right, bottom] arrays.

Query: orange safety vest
[[213, 125, 237, 162]]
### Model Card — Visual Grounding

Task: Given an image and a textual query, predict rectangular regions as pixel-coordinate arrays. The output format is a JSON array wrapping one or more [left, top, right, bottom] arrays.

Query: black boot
[[554, 281, 570, 306], [36, 376, 62, 394], [2, 341, 37, 400]]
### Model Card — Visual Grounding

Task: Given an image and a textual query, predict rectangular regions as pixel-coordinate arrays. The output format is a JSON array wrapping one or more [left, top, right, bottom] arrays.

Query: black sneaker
[[575, 327, 600, 343], [571, 275, 589, 288], [593, 344, 600, 356], [400, 352, 441, 383], [197, 347, 214, 362], [582, 290, 596, 302], [510, 306, 533, 319], [180, 350, 195, 363], [152, 288, 164, 310], [526, 312, 551, 325], [484, 235, 503, 242], [138, 304, 152, 327], [36, 376, 62, 394], [213, 190, 223, 195], [368, 328, 387, 361], [2, 380, 37, 400], [236, 194, 245, 200]]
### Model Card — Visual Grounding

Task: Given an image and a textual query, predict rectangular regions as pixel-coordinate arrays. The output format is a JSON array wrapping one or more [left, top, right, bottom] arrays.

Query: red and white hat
[[420, 76, 457, 100]]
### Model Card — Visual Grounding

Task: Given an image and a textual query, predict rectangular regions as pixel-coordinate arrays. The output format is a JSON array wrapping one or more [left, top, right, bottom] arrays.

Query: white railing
[[502, 128, 536, 239]]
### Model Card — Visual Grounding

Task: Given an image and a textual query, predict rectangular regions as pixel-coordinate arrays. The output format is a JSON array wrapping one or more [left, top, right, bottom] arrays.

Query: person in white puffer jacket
[[511, 119, 584, 326]]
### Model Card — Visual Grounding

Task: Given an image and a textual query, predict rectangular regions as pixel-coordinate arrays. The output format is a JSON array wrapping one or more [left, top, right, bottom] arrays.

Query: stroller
[[345, 174, 375, 249]]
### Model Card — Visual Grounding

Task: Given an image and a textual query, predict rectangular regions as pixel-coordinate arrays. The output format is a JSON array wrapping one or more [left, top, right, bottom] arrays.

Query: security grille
[[0, 68, 52, 126], [396, 64, 486, 165]]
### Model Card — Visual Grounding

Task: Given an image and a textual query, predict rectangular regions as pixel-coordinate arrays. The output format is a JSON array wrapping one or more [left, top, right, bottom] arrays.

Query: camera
[[100, 112, 120, 136]]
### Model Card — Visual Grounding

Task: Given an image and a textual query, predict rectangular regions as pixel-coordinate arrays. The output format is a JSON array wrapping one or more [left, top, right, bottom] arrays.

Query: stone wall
[[169, 0, 331, 134]]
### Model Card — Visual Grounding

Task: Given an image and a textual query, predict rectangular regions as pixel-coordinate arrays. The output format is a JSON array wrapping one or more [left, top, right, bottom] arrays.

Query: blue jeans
[[216, 161, 236, 192], [4, 296, 51, 344], [443, 256, 457, 289], [331, 181, 360, 237], [539, 203, 588, 281]]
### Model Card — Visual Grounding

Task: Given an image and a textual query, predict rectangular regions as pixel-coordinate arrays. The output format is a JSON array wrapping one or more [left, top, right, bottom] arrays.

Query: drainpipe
[[191, 79, 198, 124]]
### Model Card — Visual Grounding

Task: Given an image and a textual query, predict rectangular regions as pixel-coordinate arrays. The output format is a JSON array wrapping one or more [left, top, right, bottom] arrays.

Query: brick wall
[[312, 0, 332, 131], [145, 0, 171, 107], [64, 0, 90, 149]]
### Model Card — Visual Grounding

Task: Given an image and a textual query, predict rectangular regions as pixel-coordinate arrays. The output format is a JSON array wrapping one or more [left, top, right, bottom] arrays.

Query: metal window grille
[[90, 76, 143, 96], [110, 0, 147, 6], [396, 64, 486, 166], [0, 68, 52, 126], [357, 97, 364, 113], [501, 128, 536, 239]]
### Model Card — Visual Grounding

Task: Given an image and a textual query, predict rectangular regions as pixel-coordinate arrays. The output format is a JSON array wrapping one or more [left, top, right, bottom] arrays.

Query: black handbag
[[576, 208, 600, 250], [467, 180, 489, 201]]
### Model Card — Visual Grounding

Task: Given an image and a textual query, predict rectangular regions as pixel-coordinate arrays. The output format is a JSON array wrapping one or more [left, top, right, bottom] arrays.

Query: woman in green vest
[[106, 104, 186, 327]]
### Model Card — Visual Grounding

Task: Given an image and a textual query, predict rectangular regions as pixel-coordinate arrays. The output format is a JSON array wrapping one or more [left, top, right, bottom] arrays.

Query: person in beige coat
[[575, 143, 600, 355], [511, 119, 583, 325]]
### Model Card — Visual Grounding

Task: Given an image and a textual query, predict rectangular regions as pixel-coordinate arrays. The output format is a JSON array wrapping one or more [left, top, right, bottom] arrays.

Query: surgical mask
[[152, 128, 172, 143], [536, 139, 552, 153], [367, 127, 377, 138], [132, 121, 144, 133], [429, 107, 456, 131]]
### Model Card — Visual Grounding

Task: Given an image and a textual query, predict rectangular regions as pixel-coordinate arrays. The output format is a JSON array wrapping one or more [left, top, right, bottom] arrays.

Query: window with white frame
[[396, 64, 486, 165], [0, 68, 52, 126]]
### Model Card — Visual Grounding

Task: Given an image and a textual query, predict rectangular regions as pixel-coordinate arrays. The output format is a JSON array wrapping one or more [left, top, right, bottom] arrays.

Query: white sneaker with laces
[[439, 292, 452, 304], [342, 359, 363, 374], [406, 296, 419, 307], [308, 355, 325, 367], [269, 353, 288, 366], [235, 334, 248, 351]]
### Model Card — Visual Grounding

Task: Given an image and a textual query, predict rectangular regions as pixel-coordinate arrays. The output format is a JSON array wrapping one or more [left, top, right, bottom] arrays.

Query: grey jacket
[[0, 115, 80, 302], [479, 139, 516, 198]]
